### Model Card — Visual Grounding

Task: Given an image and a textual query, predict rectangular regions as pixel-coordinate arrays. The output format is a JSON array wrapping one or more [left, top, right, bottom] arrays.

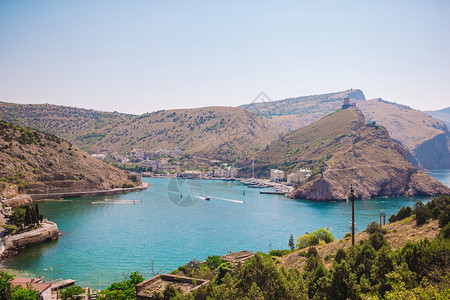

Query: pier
[[260, 190, 287, 195]]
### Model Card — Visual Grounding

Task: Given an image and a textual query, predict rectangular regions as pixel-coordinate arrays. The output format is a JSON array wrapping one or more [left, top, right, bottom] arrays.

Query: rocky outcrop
[[257, 107, 450, 201]]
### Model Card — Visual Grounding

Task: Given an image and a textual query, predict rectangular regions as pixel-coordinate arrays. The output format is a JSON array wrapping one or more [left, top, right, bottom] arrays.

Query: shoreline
[[28, 182, 149, 201]]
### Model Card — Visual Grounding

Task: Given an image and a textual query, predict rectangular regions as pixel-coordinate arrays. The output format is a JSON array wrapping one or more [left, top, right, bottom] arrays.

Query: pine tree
[[289, 234, 295, 250], [24, 205, 32, 226], [30, 206, 37, 225], [34, 203, 40, 224]]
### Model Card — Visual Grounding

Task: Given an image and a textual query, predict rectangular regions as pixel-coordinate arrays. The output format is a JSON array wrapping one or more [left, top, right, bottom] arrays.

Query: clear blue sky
[[1, 0, 449, 114]]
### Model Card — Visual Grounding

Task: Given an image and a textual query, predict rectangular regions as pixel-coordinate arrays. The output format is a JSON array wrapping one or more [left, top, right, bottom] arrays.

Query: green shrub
[[396, 206, 413, 220], [206, 255, 224, 269], [296, 233, 319, 249], [438, 206, 450, 228], [269, 249, 292, 257], [414, 200, 430, 225], [366, 221, 387, 235], [60, 285, 84, 300]]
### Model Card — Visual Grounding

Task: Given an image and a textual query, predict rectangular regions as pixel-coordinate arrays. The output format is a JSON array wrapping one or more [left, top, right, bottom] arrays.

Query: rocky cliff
[[256, 108, 449, 201], [358, 99, 449, 169]]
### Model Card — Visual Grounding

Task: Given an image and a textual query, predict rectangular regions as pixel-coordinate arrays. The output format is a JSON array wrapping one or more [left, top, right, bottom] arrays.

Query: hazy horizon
[[1, 1, 449, 114]]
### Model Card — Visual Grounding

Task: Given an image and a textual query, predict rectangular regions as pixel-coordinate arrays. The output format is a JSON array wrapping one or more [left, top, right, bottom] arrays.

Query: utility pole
[[351, 184, 355, 246]]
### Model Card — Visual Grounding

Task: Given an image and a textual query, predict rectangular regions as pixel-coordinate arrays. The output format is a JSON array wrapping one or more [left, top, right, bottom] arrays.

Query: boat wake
[[195, 196, 245, 204]]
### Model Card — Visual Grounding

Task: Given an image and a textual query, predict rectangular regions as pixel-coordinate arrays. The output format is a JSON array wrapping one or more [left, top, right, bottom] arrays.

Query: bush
[[388, 214, 397, 223], [206, 255, 224, 269], [366, 221, 387, 235], [296, 233, 319, 249], [414, 200, 430, 225], [431, 207, 441, 219], [313, 228, 335, 243], [269, 249, 292, 257], [369, 232, 388, 251], [396, 206, 413, 220], [60, 285, 84, 300], [2, 224, 17, 235], [438, 206, 450, 228]]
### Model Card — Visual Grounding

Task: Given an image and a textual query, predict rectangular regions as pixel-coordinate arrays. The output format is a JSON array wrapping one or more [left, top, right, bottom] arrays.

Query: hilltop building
[[270, 169, 285, 182], [342, 97, 356, 109], [287, 168, 311, 185]]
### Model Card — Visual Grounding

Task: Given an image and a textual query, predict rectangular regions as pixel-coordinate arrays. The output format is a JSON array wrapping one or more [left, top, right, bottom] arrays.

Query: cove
[[2, 170, 449, 288]]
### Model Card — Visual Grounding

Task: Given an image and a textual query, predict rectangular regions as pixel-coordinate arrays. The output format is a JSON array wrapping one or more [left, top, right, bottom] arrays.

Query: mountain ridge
[[254, 107, 449, 200]]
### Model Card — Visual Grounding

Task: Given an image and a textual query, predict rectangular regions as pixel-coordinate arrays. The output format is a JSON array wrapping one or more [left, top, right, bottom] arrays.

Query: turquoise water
[[2, 171, 449, 288]]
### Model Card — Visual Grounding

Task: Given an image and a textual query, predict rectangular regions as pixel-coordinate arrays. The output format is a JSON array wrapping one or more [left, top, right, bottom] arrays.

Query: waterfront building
[[287, 168, 311, 185], [180, 170, 204, 179], [11, 278, 51, 300], [270, 169, 285, 182], [213, 167, 238, 178]]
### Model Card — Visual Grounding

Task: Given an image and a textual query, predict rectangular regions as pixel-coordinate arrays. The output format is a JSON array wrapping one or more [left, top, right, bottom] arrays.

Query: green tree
[[312, 228, 334, 243], [60, 285, 84, 300], [296, 233, 319, 249], [11, 285, 39, 300], [34, 203, 40, 224], [0, 271, 14, 300], [289, 234, 295, 250], [24, 205, 32, 226], [414, 200, 430, 225]]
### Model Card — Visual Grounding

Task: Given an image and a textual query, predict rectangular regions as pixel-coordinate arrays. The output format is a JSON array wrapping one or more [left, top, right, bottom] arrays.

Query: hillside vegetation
[[0, 120, 133, 199], [0, 102, 281, 160], [254, 108, 449, 200]]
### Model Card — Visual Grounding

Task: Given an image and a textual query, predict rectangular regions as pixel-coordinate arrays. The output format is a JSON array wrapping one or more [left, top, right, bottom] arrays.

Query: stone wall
[[2, 220, 59, 251]]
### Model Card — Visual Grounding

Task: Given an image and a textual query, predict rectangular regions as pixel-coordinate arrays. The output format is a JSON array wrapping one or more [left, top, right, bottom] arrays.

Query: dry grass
[[278, 218, 440, 271]]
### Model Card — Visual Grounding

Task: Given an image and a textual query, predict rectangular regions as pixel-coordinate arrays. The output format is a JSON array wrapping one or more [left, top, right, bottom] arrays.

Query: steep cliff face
[[358, 99, 449, 169], [412, 132, 449, 169], [0, 120, 133, 199], [256, 108, 449, 201]]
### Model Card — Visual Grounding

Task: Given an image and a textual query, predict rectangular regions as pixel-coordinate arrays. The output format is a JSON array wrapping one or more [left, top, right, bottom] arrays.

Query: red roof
[[11, 278, 51, 294]]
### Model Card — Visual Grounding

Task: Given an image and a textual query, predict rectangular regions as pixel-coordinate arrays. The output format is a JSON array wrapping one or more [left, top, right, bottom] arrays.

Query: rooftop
[[136, 274, 209, 299]]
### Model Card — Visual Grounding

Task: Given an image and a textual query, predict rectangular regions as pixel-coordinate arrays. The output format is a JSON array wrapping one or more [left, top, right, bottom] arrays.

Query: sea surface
[[2, 170, 449, 288]]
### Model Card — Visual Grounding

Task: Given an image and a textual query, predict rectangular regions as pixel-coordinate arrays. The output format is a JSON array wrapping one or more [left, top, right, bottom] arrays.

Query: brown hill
[[0, 120, 133, 199], [0, 101, 133, 142], [255, 108, 449, 201], [0, 102, 281, 160], [358, 99, 449, 169], [240, 91, 449, 169]]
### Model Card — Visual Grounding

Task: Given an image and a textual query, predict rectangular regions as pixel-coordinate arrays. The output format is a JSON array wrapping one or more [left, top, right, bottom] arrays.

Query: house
[[11, 278, 51, 300], [221, 251, 255, 263], [136, 274, 209, 299], [213, 167, 238, 178], [287, 168, 311, 185], [270, 169, 285, 182], [180, 170, 203, 179]]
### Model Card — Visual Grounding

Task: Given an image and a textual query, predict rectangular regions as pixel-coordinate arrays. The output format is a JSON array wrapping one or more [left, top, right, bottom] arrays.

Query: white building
[[270, 169, 285, 182], [92, 153, 106, 160], [287, 168, 311, 185], [214, 167, 238, 178]]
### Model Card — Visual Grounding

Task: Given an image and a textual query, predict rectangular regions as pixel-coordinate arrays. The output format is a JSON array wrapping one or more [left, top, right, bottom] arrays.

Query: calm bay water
[[2, 170, 449, 288]]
